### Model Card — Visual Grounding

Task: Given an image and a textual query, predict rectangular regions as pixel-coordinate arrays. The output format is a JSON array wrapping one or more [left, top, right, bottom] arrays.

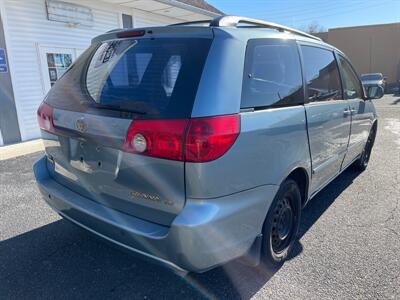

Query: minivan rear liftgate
[[38, 33, 213, 226]]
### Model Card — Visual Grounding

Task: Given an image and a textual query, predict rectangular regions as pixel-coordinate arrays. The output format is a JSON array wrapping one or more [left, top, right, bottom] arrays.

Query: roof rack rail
[[212, 16, 321, 41], [169, 15, 321, 41], [168, 20, 212, 26]]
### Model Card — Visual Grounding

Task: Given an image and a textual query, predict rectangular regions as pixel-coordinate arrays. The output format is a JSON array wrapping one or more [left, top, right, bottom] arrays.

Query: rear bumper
[[34, 156, 278, 272]]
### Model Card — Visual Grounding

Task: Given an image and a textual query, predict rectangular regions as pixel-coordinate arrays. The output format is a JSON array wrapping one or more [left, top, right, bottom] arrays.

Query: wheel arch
[[369, 119, 378, 145], [372, 119, 378, 132], [286, 167, 310, 208]]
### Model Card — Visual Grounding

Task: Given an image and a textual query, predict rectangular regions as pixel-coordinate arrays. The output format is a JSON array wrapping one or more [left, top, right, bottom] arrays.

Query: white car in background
[[361, 73, 386, 92]]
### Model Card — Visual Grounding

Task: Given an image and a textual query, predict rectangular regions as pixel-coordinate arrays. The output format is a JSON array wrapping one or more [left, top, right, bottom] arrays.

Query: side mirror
[[366, 85, 384, 100]]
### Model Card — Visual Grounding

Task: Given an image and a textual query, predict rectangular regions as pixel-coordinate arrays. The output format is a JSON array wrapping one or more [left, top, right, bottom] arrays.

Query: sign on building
[[46, 0, 94, 27]]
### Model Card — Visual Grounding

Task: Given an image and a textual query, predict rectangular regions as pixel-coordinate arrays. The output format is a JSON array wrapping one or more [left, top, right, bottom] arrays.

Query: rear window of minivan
[[85, 38, 212, 118]]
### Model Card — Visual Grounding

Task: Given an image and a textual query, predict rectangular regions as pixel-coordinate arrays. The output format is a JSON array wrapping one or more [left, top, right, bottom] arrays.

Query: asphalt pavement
[[1, 95, 399, 299]]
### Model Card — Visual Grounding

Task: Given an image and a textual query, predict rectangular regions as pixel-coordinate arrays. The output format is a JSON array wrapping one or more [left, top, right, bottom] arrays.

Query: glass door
[[39, 47, 77, 93]]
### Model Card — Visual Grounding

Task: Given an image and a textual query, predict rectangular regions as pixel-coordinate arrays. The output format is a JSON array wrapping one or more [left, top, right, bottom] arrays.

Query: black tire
[[261, 179, 301, 270], [354, 125, 377, 172]]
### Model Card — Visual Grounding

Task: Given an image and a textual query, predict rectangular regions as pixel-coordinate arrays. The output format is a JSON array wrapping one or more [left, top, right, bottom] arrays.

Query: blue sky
[[207, 0, 400, 30]]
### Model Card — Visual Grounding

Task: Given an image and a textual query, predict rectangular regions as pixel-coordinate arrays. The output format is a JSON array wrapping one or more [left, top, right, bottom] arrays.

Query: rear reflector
[[117, 30, 145, 38], [124, 114, 240, 162], [37, 102, 55, 133]]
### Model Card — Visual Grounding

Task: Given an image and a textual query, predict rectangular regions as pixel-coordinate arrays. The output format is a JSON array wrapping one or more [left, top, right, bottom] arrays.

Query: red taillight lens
[[124, 119, 188, 161], [123, 114, 240, 162], [185, 115, 240, 162], [37, 102, 54, 133]]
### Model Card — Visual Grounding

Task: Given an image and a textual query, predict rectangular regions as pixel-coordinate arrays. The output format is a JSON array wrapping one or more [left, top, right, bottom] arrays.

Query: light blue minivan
[[34, 16, 384, 273]]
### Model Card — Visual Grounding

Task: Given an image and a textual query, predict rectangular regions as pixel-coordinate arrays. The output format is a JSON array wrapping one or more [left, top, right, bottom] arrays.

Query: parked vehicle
[[361, 73, 386, 92], [33, 16, 384, 273]]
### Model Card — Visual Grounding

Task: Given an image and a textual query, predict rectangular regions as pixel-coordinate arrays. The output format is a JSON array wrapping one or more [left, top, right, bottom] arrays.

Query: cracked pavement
[[0, 95, 399, 299]]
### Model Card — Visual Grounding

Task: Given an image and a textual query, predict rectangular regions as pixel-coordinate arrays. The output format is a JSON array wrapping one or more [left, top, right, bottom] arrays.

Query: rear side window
[[241, 39, 304, 109], [338, 55, 363, 99], [86, 38, 212, 118], [301, 46, 342, 102]]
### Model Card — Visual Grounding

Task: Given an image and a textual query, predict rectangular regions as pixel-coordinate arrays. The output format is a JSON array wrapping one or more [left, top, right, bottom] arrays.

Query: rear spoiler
[[91, 26, 213, 44]]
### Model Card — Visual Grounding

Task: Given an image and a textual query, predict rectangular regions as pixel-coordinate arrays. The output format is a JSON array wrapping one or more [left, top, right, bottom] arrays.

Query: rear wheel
[[354, 125, 376, 171], [261, 179, 301, 270]]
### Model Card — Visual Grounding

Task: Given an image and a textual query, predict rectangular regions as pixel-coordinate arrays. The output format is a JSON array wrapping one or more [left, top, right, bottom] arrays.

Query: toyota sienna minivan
[[34, 16, 384, 273]]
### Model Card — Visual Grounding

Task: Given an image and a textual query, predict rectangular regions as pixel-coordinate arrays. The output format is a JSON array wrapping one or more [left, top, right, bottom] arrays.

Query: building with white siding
[[0, 0, 222, 145]]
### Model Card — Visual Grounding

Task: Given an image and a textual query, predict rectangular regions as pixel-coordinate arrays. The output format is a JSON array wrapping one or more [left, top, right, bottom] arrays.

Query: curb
[[0, 139, 44, 161]]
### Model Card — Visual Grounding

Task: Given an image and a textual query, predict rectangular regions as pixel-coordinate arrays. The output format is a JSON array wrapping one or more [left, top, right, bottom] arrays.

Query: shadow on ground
[[390, 98, 400, 105], [0, 168, 361, 300]]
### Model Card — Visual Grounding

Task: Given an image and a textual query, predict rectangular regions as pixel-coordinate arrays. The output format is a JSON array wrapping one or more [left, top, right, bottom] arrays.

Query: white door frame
[[37, 45, 77, 94]]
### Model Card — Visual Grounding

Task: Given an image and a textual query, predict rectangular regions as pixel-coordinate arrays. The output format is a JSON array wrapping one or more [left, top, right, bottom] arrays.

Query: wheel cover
[[271, 194, 295, 253]]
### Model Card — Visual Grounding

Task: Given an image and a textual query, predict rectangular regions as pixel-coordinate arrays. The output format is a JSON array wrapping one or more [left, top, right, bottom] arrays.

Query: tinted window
[[339, 56, 363, 99], [301, 46, 342, 102], [241, 39, 303, 108], [86, 38, 212, 118]]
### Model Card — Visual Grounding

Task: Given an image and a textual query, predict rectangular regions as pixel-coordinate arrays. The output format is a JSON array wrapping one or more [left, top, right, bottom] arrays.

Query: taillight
[[124, 114, 240, 162], [124, 119, 188, 161], [37, 102, 55, 133], [185, 115, 240, 162]]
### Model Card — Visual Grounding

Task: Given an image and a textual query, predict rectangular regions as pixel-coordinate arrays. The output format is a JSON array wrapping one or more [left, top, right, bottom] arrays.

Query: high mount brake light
[[124, 114, 240, 162], [117, 30, 145, 38], [37, 102, 55, 133]]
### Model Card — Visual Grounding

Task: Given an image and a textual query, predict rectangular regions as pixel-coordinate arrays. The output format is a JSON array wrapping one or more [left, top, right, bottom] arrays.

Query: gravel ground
[[0, 95, 399, 300]]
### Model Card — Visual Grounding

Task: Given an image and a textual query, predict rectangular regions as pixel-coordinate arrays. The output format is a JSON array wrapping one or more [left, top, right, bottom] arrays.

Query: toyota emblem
[[75, 118, 88, 133]]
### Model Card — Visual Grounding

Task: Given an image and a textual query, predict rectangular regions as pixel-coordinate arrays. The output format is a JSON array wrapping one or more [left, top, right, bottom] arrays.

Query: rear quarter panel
[[191, 29, 247, 117], [185, 106, 311, 199]]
